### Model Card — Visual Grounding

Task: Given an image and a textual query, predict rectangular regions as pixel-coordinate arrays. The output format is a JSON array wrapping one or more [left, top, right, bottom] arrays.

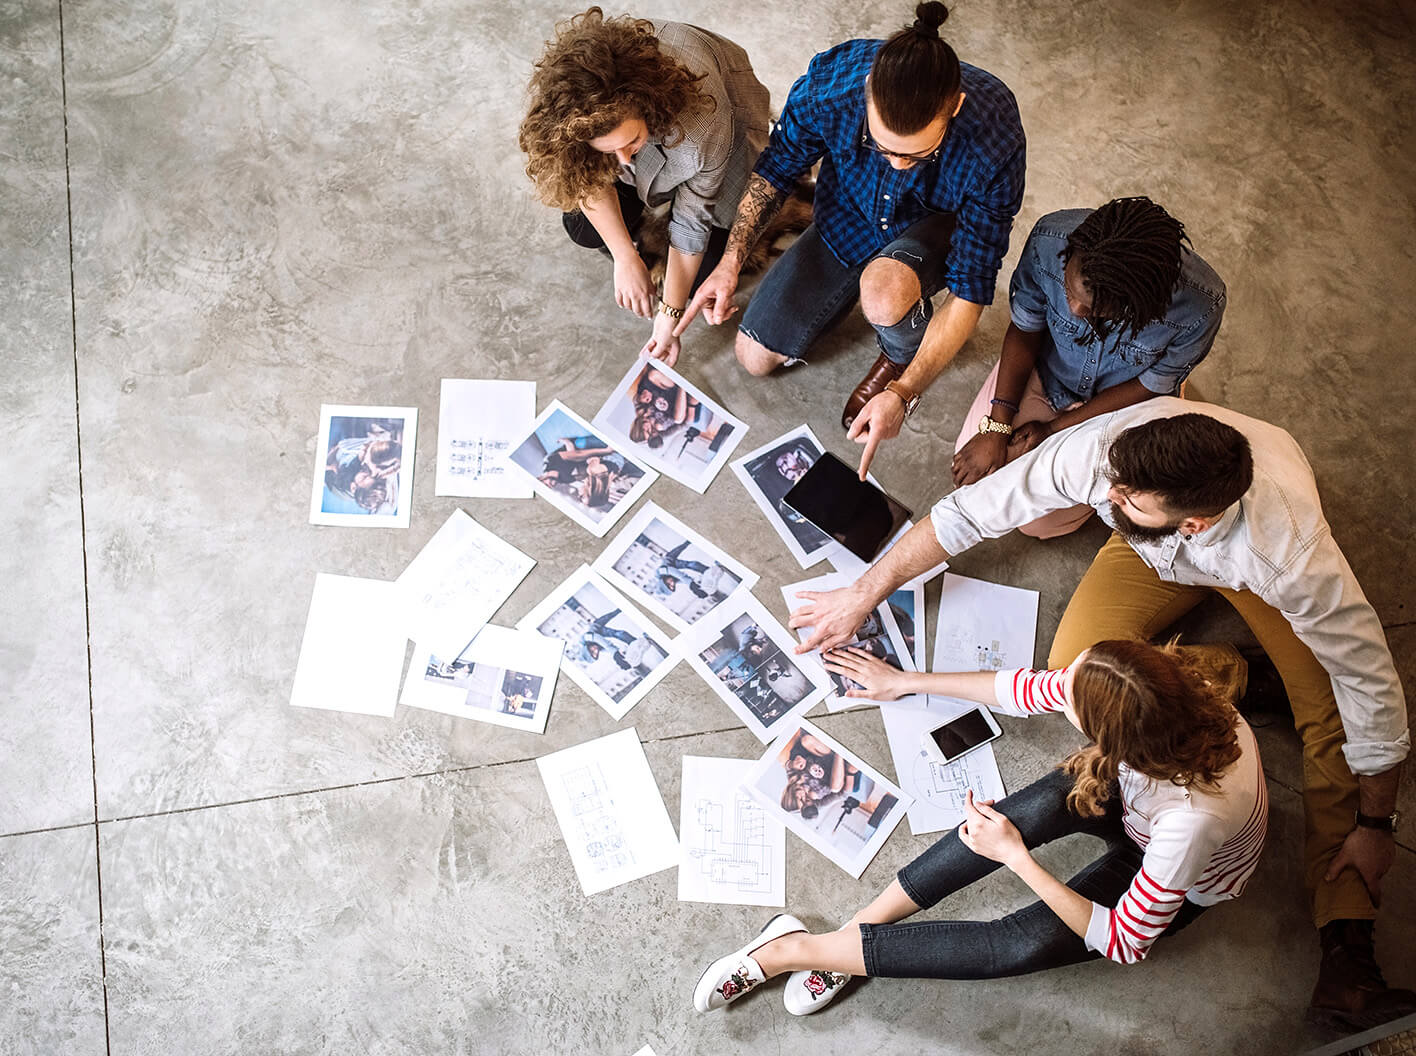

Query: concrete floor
[[3, 0, 1414, 1053]]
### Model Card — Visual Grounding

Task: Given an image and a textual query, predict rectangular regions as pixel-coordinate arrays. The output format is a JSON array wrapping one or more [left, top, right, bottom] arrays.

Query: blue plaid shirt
[[754, 40, 1026, 305]]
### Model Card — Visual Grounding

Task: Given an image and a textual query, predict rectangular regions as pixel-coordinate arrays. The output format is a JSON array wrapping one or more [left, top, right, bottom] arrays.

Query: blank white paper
[[290, 573, 405, 717], [435, 379, 536, 498], [677, 756, 785, 907], [536, 728, 680, 896], [395, 510, 535, 658]]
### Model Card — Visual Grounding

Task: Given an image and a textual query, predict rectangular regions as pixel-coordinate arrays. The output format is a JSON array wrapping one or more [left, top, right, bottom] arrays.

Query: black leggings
[[860, 768, 1207, 979], [561, 180, 728, 297]]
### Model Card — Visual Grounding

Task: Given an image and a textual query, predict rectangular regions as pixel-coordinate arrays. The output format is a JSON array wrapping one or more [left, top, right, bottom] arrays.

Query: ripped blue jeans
[[737, 212, 955, 366]]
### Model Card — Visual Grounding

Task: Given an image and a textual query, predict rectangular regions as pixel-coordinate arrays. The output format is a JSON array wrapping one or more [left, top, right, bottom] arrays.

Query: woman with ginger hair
[[693, 639, 1268, 1017], [519, 8, 770, 366]]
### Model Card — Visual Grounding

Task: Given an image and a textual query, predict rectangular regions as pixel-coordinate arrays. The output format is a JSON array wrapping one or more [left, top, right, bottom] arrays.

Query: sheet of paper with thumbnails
[[294, 363, 1043, 896]]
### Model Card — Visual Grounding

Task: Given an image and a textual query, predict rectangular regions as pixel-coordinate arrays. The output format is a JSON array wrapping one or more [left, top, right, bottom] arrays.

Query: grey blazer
[[619, 22, 771, 255]]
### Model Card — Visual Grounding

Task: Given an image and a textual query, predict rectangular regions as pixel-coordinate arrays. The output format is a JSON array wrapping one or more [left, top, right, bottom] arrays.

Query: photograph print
[[781, 572, 919, 711], [517, 566, 676, 721], [592, 502, 759, 633], [592, 357, 747, 493], [308, 404, 418, 528], [744, 719, 912, 879], [400, 625, 564, 735], [730, 425, 840, 568], [507, 401, 657, 537], [681, 594, 828, 743]]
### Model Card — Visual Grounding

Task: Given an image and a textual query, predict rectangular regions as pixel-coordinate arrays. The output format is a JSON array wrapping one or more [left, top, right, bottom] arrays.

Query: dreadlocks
[[1062, 197, 1188, 341]]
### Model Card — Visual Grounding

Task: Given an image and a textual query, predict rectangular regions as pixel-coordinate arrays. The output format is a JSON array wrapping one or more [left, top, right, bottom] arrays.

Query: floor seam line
[[0, 820, 99, 842], [55, 2, 112, 1052]]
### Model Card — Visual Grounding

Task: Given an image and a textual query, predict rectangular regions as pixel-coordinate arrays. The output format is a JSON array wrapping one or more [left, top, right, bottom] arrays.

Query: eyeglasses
[[859, 116, 947, 164]]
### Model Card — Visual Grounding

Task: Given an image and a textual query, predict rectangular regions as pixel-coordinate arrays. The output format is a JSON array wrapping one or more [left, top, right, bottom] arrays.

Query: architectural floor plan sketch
[[678, 756, 785, 906], [879, 698, 1007, 836], [932, 573, 1040, 675], [536, 728, 679, 896]]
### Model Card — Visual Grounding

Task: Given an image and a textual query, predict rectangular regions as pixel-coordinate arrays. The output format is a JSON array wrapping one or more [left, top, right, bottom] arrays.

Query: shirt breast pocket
[[1117, 340, 1163, 367]]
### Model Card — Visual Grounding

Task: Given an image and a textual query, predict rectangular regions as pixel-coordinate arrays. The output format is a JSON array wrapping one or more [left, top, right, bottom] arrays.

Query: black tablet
[[781, 452, 912, 562]]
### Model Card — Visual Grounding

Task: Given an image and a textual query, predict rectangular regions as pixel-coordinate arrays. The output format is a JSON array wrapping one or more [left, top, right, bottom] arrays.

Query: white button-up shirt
[[930, 397, 1409, 776]]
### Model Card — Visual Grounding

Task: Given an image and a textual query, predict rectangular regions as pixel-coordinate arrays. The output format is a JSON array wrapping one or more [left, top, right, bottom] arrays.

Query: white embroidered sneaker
[[692, 913, 807, 1013], [783, 968, 852, 1015]]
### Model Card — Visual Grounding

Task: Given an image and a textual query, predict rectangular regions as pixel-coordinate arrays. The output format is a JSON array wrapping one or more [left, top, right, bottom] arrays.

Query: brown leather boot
[[1308, 919, 1416, 1034], [842, 353, 905, 430]]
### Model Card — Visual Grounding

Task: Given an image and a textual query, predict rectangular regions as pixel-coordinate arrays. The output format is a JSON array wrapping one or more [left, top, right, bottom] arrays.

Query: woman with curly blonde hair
[[519, 9, 770, 366], [693, 638, 1268, 1016]]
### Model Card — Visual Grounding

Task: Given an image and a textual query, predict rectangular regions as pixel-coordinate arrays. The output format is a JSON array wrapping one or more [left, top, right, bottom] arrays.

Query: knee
[[859, 258, 921, 327], [735, 331, 787, 377]]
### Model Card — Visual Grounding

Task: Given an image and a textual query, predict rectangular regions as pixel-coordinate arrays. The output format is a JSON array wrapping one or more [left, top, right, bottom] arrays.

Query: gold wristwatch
[[884, 380, 921, 417], [658, 301, 685, 320], [978, 414, 1013, 436]]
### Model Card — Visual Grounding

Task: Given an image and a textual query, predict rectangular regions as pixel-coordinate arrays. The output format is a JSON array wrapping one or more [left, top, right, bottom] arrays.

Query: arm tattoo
[[724, 174, 788, 265]]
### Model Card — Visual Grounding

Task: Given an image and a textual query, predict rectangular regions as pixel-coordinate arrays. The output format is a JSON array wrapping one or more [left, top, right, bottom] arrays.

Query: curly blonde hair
[[1062, 640, 1241, 817], [519, 7, 714, 210]]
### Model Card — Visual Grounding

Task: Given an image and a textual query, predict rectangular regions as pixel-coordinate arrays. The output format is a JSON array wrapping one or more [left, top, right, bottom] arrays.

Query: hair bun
[[913, 1, 949, 36]]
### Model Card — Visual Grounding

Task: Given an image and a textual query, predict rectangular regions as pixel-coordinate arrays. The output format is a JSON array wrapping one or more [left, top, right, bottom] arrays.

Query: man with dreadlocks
[[952, 197, 1225, 537]]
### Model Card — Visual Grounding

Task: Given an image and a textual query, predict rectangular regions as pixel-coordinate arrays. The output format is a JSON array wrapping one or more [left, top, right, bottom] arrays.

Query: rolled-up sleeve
[[1267, 534, 1411, 775], [942, 143, 1026, 306], [1137, 288, 1227, 395], [931, 418, 1109, 555], [1007, 227, 1050, 332], [752, 67, 826, 194]]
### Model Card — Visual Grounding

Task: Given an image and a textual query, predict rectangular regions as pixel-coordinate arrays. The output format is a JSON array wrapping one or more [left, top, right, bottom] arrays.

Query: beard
[[1108, 502, 1183, 543]]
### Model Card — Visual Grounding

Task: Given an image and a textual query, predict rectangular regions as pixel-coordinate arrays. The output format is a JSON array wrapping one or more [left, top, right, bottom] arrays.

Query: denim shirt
[[1008, 210, 1227, 410], [930, 398, 1409, 777]]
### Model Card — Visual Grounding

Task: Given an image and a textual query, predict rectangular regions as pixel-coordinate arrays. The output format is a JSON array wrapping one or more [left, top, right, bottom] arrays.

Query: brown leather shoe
[[842, 353, 905, 430], [1308, 919, 1416, 1034]]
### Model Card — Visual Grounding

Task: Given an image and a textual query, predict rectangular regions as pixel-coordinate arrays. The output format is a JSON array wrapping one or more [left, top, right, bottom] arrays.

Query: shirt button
[[881, 223, 888, 229], [884, 194, 891, 200]]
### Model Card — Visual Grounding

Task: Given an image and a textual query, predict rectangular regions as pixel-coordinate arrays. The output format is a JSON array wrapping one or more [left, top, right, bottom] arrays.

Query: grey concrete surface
[[2, 0, 1413, 1052]]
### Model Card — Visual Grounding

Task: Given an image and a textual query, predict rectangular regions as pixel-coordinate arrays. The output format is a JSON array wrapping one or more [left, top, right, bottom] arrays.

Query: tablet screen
[[782, 452, 912, 562]]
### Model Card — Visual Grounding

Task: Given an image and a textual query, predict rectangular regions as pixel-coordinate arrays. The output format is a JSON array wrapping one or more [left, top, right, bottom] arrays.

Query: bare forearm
[[854, 520, 949, 607], [1010, 852, 1092, 938], [580, 186, 637, 260], [1049, 377, 1157, 433], [722, 174, 786, 270], [890, 669, 1000, 703], [1358, 764, 1403, 817], [661, 246, 702, 309], [897, 297, 985, 394], [988, 324, 1046, 427]]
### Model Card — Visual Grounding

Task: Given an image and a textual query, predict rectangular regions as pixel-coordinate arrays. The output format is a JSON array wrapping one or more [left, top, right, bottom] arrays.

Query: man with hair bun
[[788, 400, 1413, 1031], [952, 197, 1226, 538], [675, 1, 1026, 478]]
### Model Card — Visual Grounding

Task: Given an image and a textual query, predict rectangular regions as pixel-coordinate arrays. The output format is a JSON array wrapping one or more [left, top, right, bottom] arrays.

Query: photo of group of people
[[744, 721, 911, 878], [399, 625, 563, 734], [593, 503, 758, 633], [731, 425, 838, 567], [518, 567, 676, 720], [508, 401, 656, 537], [782, 572, 918, 710], [682, 596, 827, 743], [594, 358, 747, 493], [309, 404, 417, 528]]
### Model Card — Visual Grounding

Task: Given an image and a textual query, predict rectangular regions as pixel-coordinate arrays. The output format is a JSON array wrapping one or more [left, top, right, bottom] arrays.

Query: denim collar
[[1184, 501, 1241, 548]]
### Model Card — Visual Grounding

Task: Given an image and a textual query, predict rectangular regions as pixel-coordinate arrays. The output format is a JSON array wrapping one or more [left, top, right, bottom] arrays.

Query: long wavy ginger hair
[[519, 7, 712, 210], [1063, 640, 1241, 817]]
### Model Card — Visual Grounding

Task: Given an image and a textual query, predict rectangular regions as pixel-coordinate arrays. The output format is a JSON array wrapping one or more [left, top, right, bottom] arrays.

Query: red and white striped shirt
[[993, 667, 1268, 965]]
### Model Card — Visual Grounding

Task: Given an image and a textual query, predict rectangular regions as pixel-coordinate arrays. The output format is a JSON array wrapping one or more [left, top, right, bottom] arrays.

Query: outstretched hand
[[821, 646, 912, 700], [846, 392, 906, 480], [674, 264, 739, 335], [789, 587, 874, 655]]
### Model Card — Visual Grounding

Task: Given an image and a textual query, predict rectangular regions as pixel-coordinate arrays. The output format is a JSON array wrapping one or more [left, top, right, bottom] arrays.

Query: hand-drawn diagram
[[563, 763, 634, 873], [687, 789, 773, 895]]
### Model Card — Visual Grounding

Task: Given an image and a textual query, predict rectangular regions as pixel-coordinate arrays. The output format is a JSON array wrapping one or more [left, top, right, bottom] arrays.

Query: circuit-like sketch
[[909, 744, 1000, 819], [686, 790, 774, 894], [935, 624, 1012, 672], [563, 763, 634, 873]]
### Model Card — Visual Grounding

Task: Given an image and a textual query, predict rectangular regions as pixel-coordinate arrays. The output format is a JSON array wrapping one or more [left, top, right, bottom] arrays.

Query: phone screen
[[781, 452, 912, 562], [928, 708, 1000, 762]]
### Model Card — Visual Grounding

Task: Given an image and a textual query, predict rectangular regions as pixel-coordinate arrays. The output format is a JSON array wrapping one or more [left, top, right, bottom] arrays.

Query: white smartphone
[[921, 706, 1004, 765]]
